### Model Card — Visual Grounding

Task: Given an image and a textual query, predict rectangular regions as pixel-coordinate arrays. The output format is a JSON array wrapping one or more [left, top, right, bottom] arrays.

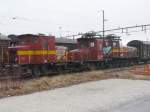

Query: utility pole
[[102, 10, 105, 54], [59, 26, 62, 38], [102, 10, 105, 38]]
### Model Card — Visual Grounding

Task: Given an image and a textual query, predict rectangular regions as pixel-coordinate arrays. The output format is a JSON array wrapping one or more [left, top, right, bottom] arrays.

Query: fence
[[0, 65, 23, 91]]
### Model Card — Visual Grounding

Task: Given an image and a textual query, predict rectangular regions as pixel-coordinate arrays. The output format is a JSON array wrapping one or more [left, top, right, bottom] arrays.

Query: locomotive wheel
[[89, 63, 96, 70], [99, 62, 105, 69], [85, 63, 91, 71], [41, 65, 49, 75], [56, 66, 64, 74], [32, 66, 41, 77]]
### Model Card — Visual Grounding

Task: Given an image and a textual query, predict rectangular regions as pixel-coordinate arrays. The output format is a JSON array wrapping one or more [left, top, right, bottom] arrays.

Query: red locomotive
[[8, 34, 70, 75], [68, 33, 137, 68], [9, 34, 56, 65]]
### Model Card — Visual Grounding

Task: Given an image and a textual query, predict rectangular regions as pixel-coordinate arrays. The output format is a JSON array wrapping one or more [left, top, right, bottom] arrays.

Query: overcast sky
[[0, 0, 150, 44]]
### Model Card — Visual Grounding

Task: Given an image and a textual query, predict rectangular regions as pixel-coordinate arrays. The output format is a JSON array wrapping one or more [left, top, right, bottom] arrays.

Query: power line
[[97, 24, 150, 33], [62, 24, 150, 38]]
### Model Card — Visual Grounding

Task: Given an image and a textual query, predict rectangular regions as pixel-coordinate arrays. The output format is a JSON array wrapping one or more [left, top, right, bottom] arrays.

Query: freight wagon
[[127, 40, 150, 62]]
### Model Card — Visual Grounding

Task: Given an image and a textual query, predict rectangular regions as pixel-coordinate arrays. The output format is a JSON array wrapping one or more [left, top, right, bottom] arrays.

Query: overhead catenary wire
[[62, 24, 150, 38]]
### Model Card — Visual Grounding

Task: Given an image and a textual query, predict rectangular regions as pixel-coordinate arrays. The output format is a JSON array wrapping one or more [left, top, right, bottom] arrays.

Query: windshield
[[18, 37, 37, 45]]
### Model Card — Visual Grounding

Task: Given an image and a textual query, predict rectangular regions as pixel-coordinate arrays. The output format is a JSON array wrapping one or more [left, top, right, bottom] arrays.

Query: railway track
[[0, 63, 145, 91], [103, 64, 145, 75], [103, 67, 132, 73]]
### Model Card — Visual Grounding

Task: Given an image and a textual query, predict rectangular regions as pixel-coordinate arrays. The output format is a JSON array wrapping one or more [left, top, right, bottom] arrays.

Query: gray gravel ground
[[1, 79, 150, 112]]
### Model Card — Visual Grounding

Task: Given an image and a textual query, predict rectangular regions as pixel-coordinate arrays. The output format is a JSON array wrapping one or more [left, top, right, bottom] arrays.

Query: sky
[[0, 0, 150, 44]]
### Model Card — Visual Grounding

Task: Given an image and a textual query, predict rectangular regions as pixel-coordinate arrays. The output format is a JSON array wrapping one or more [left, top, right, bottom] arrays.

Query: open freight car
[[127, 40, 150, 63]]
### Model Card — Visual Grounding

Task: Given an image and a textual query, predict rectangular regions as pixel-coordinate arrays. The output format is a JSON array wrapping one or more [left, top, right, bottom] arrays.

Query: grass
[[0, 66, 150, 98]]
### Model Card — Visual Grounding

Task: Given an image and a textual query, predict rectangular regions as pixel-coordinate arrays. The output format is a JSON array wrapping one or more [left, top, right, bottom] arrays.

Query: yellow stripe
[[48, 50, 56, 55], [112, 48, 119, 53], [17, 50, 56, 56], [112, 48, 128, 53]]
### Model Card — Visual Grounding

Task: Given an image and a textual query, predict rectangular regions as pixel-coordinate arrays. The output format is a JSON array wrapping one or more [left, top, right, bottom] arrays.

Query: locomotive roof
[[77, 37, 97, 41], [78, 34, 121, 41], [17, 34, 41, 38], [127, 40, 150, 46], [77, 36, 120, 41]]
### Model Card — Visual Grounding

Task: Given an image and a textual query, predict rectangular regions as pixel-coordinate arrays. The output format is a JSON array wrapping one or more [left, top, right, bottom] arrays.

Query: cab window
[[18, 37, 38, 45]]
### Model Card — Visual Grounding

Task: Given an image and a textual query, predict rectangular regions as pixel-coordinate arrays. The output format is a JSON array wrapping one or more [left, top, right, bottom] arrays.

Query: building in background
[[55, 38, 77, 50], [0, 34, 10, 64]]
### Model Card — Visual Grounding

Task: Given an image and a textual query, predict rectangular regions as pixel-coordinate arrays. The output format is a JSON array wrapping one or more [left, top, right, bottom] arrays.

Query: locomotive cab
[[9, 35, 37, 64]]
